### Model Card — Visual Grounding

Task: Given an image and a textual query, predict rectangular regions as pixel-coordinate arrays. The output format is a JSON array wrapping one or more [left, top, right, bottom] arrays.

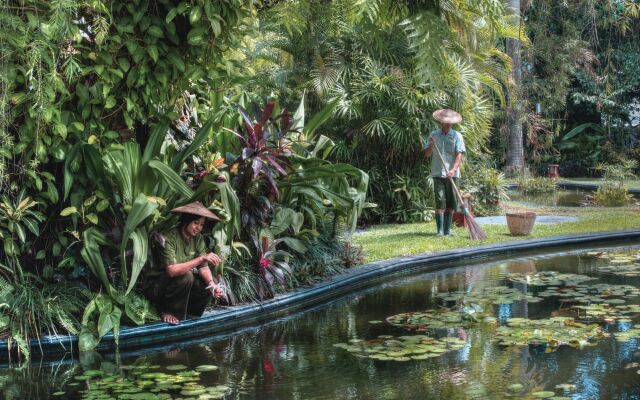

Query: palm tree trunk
[[505, 0, 524, 176]]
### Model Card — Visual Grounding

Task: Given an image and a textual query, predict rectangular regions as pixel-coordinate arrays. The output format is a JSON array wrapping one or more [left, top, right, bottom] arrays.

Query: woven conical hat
[[432, 109, 462, 124], [170, 201, 220, 221]]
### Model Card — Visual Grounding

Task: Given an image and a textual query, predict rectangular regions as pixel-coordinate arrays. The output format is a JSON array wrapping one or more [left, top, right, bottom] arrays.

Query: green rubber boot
[[435, 213, 444, 237], [443, 211, 454, 236]]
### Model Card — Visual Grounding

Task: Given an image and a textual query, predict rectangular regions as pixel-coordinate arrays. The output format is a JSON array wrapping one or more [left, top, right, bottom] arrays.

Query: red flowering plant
[[223, 100, 297, 231], [253, 234, 295, 299]]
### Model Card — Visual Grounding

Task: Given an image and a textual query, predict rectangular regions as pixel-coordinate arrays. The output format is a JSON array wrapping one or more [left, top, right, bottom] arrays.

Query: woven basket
[[506, 212, 537, 236]]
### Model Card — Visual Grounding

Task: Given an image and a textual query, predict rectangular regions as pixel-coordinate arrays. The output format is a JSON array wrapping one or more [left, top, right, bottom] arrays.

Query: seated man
[[145, 201, 224, 324]]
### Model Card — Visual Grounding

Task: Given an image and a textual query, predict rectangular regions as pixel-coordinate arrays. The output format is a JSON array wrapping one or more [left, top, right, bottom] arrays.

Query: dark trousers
[[145, 272, 211, 320]]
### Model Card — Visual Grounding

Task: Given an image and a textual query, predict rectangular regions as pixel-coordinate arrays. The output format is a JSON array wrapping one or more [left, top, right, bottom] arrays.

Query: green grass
[[353, 205, 640, 263]]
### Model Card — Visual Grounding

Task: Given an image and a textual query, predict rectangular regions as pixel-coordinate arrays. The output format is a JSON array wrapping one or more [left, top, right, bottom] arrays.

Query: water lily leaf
[[195, 365, 219, 372], [532, 391, 556, 398], [166, 364, 188, 371]]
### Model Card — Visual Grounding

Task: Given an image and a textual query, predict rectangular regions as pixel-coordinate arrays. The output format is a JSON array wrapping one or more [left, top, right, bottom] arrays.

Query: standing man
[[423, 109, 466, 237]]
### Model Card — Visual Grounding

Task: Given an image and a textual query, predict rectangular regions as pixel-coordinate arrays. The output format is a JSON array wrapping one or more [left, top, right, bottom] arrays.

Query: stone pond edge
[[3, 229, 640, 359]]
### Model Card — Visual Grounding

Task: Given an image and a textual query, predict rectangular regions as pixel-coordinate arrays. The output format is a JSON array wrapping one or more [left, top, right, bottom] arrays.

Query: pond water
[[507, 189, 589, 207], [3, 245, 640, 399]]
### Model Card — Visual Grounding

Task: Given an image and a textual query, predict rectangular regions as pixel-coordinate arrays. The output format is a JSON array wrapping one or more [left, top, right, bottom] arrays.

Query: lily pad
[[495, 317, 603, 350], [532, 391, 556, 398], [335, 334, 465, 362], [507, 271, 596, 287], [195, 365, 219, 372], [165, 364, 188, 371]]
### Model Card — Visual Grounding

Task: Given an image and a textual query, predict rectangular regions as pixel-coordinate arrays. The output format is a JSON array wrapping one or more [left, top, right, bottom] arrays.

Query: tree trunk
[[505, 0, 524, 176]]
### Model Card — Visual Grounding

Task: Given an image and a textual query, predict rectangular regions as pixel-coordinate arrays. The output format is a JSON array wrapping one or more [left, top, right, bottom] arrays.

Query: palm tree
[[505, 0, 524, 175]]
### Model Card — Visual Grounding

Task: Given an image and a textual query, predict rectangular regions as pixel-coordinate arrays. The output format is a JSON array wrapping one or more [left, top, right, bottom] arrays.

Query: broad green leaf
[[79, 326, 100, 352], [171, 116, 216, 170], [146, 25, 164, 38], [303, 98, 339, 140], [148, 160, 193, 199], [311, 135, 335, 159], [562, 123, 602, 141], [120, 194, 158, 285], [291, 92, 305, 131], [142, 123, 169, 163], [165, 8, 178, 23], [104, 96, 116, 109], [125, 228, 149, 295], [22, 218, 39, 236], [117, 58, 130, 72], [189, 5, 202, 24], [147, 45, 159, 62], [14, 224, 26, 243], [98, 305, 122, 338], [280, 237, 307, 253], [60, 206, 78, 216], [80, 228, 117, 298], [86, 213, 99, 225], [63, 143, 82, 200], [3, 238, 15, 256], [82, 145, 107, 191]]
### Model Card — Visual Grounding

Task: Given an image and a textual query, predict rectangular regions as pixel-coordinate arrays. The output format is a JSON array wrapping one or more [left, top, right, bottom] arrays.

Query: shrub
[[461, 164, 509, 216], [390, 173, 434, 223], [593, 184, 632, 206], [517, 175, 558, 194], [592, 159, 637, 207]]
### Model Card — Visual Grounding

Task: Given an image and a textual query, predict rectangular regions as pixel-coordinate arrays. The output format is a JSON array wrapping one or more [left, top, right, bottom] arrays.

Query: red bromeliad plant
[[254, 235, 294, 299]]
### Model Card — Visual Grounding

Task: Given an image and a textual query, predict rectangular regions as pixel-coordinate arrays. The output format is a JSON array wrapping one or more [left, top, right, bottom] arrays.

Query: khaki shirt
[[147, 228, 208, 280], [423, 129, 466, 178]]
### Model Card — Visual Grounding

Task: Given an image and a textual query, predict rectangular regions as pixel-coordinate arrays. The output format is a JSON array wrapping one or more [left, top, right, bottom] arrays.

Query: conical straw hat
[[170, 201, 220, 221], [432, 109, 462, 124]]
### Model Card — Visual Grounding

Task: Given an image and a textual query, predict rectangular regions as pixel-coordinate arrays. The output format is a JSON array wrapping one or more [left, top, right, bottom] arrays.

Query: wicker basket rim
[[506, 212, 537, 218]]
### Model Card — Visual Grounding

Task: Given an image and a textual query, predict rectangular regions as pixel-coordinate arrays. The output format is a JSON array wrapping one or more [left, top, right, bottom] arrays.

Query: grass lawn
[[353, 202, 640, 263]]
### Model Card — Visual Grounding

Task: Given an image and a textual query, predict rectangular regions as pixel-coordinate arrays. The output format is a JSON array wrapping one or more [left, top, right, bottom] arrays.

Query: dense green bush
[[517, 175, 558, 194], [593, 184, 632, 207], [593, 159, 637, 207], [461, 163, 509, 216]]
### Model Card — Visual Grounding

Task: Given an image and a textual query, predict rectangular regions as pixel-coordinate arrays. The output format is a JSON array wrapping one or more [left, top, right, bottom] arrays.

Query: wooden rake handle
[[431, 140, 466, 209]]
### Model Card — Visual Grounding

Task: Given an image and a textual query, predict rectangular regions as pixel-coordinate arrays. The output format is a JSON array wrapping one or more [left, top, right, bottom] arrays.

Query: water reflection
[[1, 246, 640, 399]]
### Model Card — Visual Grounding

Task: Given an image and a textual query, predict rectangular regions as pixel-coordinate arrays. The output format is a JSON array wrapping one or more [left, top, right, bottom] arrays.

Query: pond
[[2, 245, 640, 399], [507, 189, 589, 207]]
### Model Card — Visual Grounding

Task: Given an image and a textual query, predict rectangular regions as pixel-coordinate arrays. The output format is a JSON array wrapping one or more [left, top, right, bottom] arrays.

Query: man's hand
[[446, 169, 456, 179], [206, 282, 224, 299], [202, 252, 221, 266]]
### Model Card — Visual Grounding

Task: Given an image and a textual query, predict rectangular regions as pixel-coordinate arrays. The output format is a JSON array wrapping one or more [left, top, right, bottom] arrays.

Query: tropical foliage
[[0, 0, 369, 358], [1, 0, 639, 361], [516, 0, 640, 175], [243, 0, 522, 223]]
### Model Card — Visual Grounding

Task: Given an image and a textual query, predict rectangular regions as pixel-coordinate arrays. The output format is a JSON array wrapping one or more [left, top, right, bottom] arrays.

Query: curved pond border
[[558, 181, 640, 195], [506, 181, 640, 196], [2, 230, 640, 360]]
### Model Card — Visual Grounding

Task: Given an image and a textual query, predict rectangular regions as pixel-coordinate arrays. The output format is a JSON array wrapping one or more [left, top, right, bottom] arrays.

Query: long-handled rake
[[432, 141, 487, 241]]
